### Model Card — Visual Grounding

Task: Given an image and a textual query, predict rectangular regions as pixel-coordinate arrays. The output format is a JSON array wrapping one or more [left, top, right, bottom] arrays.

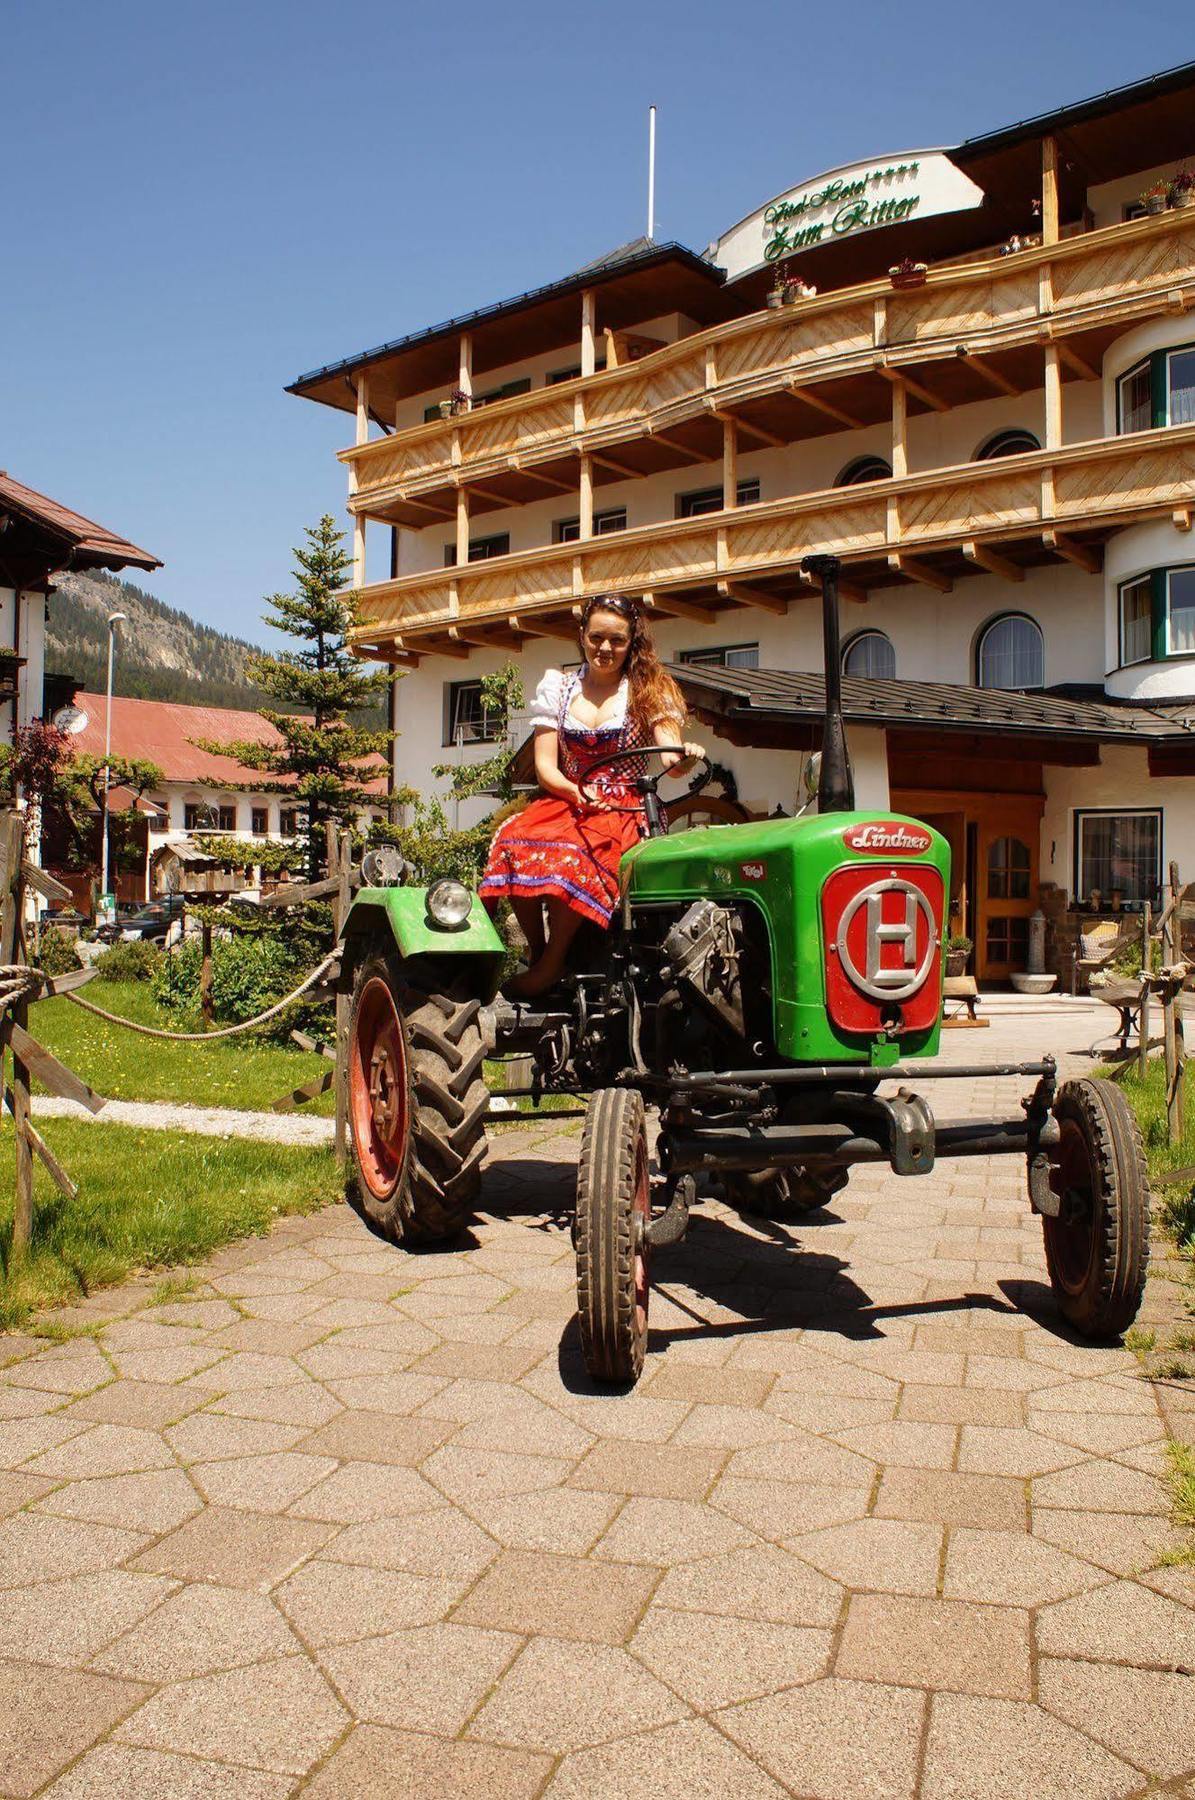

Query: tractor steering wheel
[[578, 744, 712, 839]]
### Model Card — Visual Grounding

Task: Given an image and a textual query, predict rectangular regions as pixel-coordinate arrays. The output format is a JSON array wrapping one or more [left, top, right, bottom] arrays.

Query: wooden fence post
[[1163, 866, 1181, 1144], [1171, 859, 1185, 1140], [1139, 900, 1152, 1079], [1, 813, 34, 1259], [200, 919, 214, 1028], [333, 827, 351, 1169]]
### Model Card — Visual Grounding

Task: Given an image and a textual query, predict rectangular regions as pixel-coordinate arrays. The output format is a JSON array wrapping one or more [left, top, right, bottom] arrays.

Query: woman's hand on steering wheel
[[577, 742, 712, 809]]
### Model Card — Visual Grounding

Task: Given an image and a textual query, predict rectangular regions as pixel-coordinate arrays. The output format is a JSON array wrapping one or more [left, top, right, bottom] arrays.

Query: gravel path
[[30, 1095, 335, 1146]]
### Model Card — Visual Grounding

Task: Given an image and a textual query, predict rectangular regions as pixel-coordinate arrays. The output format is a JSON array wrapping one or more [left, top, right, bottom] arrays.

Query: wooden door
[[976, 809, 1040, 982]]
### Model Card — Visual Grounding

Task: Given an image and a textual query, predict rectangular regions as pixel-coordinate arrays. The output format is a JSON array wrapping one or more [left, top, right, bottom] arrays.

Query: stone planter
[[945, 950, 969, 977], [1010, 972, 1058, 995]]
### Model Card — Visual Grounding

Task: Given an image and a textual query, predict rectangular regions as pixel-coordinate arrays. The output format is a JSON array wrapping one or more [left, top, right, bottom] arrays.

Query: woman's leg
[[510, 896, 546, 962], [507, 898, 587, 996]]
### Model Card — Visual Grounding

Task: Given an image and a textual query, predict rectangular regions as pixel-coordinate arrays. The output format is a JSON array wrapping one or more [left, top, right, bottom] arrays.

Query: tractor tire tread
[[575, 1088, 648, 1385], [1045, 1077, 1151, 1340]]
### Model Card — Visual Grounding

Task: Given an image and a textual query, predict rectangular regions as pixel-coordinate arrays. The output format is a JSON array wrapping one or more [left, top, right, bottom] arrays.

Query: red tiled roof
[[0, 472, 160, 573], [71, 692, 387, 795]]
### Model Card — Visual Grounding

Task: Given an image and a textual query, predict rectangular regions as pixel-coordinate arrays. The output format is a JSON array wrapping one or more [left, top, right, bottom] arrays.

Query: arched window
[[843, 630, 896, 679], [974, 428, 1040, 461], [976, 613, 1044, 690], [835, 455, 892, 486]]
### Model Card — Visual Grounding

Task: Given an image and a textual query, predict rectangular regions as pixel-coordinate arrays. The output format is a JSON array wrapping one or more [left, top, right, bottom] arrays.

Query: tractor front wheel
[[575, 1089, 651, 1385], [1042, 1078, 1151, 1340], [346, 953, 488, 1247]]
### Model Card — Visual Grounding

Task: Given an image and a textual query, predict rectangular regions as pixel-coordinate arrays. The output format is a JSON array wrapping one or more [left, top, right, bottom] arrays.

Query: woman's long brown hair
[[582, 595, 686, 733]]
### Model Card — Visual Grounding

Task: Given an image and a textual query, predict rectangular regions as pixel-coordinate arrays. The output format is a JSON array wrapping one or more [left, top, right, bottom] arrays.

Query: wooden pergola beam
[[1041, 529, 1101, 574], [515, 614, 582, 644], [963, 539, 1025, 582], [642, 590, 718, 625], [648, 428, 709, 465], [1055, 340, 1100, 382], [797, 568, 867, 605], [391, 495, 454, 521], [887, 553, 953, 593], [955, 345, 1020, 397], [786, 382, 864, 430], [706, 403, 787, 449], [507, 458, 575, 493], [878, 364, 949, 414], [591, 452, 641, 481], [717, 579, 788, 616]]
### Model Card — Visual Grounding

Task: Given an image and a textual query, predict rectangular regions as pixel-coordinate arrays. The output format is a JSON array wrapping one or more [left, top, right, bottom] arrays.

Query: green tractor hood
[[622, 811, 950, 1065]]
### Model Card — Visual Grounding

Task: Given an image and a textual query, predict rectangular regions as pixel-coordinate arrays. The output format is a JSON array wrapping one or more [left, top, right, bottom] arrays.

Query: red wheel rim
[[349, 977, 410, 1201], [1047, 1117, 1096, 1293], [633, 1136, 650, 1336]]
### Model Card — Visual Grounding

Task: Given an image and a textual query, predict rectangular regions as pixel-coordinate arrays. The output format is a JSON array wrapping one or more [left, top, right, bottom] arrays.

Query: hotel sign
[[711, 151, 984, 282]]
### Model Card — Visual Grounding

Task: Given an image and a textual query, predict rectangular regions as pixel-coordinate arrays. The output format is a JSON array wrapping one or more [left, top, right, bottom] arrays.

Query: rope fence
[[57, 950, 340, 1042]]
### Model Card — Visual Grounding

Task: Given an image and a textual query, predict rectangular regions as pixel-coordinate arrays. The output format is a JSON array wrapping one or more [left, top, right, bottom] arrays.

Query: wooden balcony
[[343, 212, 1195, 529], [351, 425, 1195, 661]]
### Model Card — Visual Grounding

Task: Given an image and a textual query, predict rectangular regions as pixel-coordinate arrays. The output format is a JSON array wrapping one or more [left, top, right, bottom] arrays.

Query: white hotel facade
[[291, 63, 1195, 984]]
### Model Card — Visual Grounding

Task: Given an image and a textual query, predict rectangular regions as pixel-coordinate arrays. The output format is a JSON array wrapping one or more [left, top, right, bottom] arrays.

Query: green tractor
[[340, 556, 1150, 1384]]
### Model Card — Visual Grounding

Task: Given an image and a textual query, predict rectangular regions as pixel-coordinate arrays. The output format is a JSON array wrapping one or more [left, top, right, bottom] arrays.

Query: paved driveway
[[0, 1002, 1192, 1798]]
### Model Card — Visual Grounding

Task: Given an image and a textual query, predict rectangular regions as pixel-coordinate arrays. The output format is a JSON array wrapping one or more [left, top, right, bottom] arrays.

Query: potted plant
[[450, 389, 472, 416], [437, 397, 454, 419], [889, 257, 928, 290], [945, 934, 972, 977], [766, 265, 787, 309], [1141, 181, 1170, 216], [1174, 168, 1195, 209]]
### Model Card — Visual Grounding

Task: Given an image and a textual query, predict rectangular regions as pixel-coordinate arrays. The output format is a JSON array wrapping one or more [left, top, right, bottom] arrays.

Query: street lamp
[[98, 611, 127, 918]]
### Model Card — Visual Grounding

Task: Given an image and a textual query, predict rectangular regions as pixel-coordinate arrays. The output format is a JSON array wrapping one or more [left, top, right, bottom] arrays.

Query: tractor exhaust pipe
[[801, 553, 855, 813]]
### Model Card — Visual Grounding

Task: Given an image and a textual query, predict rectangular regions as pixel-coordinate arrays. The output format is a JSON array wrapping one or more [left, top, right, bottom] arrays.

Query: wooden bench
[[942, 975, 988, 1028]]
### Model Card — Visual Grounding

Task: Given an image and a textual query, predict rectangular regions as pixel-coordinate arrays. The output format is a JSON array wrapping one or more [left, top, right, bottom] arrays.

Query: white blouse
[[530, 667, 629, 734]]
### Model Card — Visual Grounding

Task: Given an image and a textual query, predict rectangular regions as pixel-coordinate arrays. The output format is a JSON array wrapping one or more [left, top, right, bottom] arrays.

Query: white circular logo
[[836, 877, 937, 1002]]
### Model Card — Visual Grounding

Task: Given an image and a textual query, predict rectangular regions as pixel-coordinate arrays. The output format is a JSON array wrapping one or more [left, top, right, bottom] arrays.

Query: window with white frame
[[842, 630, 896, 678], [1074, 809, 1161, 908], [676, 479, 760, 518], [553, 508, 627, 544], [976, 613, 1044, 690], [1119, 576, 1152, 666], [836, 455, 892, 486], [1168, 347, 1195, 426], [678, 643, 760, 670], [1165, 566, 1195, 655], [974, 429, 1040, 460], [443, 532, 510, 567], [1117, 360, 1153, 434], [444, 679, 500, 747]]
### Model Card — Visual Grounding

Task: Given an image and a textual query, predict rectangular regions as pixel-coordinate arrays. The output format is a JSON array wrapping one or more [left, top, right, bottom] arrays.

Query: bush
[[35, 928, 82, 977], [151, 931, 331, 1041], [94, 940, 164, 983]]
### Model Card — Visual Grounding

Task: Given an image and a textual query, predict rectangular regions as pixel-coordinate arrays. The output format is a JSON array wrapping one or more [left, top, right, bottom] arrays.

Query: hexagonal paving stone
[[116, 1655, 346, 1776], [919, 1692, 1141, 1800], [321, 1622, 521, 1734], [716, 1676, 926, 1800], [467, 1638, 689, 1753]]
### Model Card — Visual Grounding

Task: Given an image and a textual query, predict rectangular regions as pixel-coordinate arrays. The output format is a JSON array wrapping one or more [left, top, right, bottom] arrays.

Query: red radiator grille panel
[[822, 862, 945, 1036]]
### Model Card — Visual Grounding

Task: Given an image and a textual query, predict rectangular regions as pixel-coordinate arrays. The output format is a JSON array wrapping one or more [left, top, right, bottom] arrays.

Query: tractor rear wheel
[[346, 953, 488, 1247], [725, 1165, 847, 1219], [575, 1089, 651, 1385], [1042, 1078, 1150, 1340]]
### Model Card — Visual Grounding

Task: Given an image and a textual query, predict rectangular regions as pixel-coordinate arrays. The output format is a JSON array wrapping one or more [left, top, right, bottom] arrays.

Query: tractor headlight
[[426, 878, 473, 930]]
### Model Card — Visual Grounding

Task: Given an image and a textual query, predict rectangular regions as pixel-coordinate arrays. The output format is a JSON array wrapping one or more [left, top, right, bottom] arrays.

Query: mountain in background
[[46, 569, 263, 709]]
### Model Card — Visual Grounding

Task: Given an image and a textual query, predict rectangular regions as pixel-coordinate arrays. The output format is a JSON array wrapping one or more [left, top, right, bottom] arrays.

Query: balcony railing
[[342, 212, 1195, 524], [350, 425, 1195, 655]]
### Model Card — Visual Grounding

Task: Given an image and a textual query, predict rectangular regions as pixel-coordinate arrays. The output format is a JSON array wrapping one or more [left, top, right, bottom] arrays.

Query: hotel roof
[[673, 664, 1195, 748], [290, 59, 1195, 411], [0, 471, 160, 586]]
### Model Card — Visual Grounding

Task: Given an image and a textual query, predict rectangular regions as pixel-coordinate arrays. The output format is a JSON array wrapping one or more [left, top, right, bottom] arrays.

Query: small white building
[[66, 691, 389, 900], [0, 471, 159, 748]]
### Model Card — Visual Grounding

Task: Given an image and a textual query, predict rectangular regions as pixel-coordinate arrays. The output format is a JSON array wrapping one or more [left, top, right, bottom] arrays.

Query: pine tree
[[200, 517, 392, 879]]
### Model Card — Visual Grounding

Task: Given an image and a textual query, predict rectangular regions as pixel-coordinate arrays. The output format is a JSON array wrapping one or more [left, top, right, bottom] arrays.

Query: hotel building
[[290, 62, 1195, 984]]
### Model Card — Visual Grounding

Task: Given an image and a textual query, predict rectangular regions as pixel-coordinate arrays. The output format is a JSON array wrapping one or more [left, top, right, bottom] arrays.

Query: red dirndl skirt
[[479, 794, 643, 928]]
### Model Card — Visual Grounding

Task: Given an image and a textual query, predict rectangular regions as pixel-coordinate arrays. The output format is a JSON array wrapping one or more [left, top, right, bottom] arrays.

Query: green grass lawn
[[0, 1116, 339, 1330], [1111, 1058, 1195, 1246], [31, 980, 334, 1114]]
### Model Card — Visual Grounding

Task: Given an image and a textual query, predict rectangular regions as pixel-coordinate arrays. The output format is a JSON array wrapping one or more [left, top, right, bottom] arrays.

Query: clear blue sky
[[5, 1, 1191, 645]]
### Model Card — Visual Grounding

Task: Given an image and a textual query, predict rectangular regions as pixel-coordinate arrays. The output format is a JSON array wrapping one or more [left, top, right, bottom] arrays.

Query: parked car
[[96, 902, 180, 945]]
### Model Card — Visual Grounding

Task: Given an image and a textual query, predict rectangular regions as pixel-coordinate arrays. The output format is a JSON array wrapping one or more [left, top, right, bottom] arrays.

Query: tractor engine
[[660, 900, 745, 1040]]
